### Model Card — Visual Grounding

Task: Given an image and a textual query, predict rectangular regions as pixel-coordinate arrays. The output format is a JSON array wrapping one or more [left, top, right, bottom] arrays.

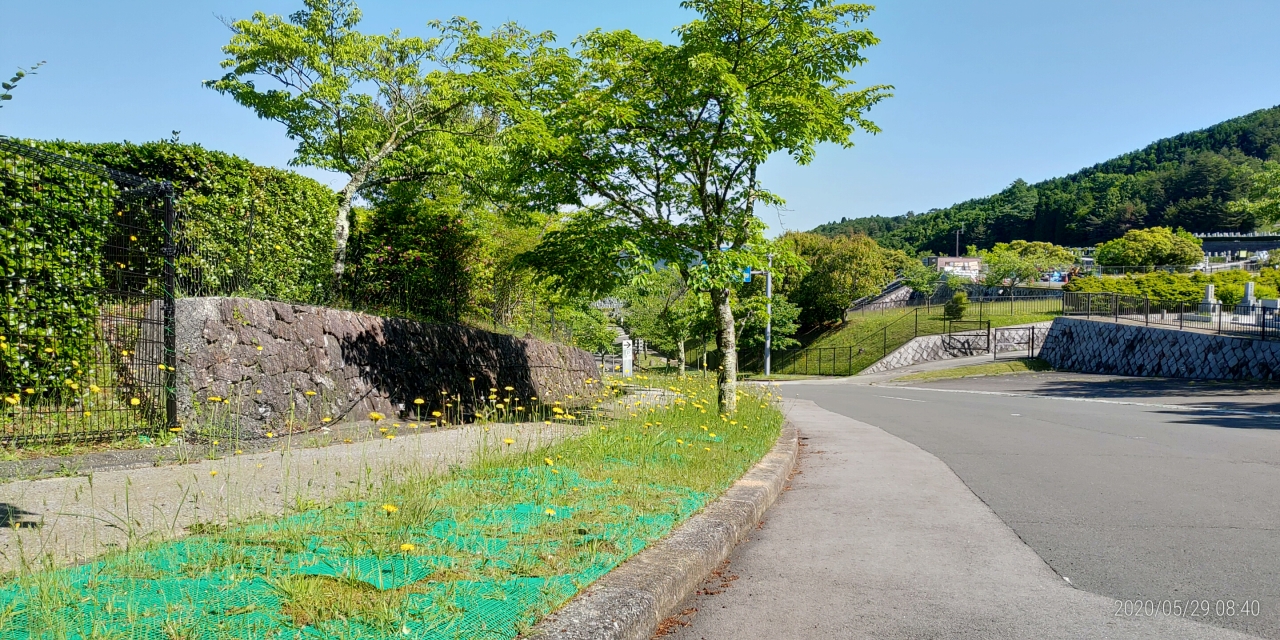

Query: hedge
[[46, 140, 338, 302], [1, 138, 337, 401]]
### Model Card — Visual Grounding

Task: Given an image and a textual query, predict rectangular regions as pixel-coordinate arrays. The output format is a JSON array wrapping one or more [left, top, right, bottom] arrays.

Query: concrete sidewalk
[[662, 399, 1257, 640]]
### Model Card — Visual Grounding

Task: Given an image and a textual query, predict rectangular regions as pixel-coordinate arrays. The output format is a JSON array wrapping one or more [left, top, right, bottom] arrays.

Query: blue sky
[[3, 1, 1279, 236]]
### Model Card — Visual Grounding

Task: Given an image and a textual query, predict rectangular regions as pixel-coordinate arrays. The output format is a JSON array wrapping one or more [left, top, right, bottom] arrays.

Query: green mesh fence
[[0, 466, 707, 639]]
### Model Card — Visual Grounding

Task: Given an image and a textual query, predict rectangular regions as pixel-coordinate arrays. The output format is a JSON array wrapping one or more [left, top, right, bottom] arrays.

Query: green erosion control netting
[[0, 467, 708, 639]]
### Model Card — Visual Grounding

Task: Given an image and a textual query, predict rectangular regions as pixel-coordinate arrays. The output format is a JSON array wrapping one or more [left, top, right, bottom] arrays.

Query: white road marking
[[875, 395, 928, 403]]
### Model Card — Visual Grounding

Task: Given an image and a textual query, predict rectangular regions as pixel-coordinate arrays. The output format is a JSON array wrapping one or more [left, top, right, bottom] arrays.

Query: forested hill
[[813, 104, 1280, 254]]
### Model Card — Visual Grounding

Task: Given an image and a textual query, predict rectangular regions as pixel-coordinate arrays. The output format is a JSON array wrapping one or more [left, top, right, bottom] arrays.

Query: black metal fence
[[0, 136, 176, 445], [1064, 291, 1280, 342]]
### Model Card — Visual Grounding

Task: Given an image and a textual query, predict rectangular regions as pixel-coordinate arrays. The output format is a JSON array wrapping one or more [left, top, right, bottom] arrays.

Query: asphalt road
[[782, 372, 1280, 638]]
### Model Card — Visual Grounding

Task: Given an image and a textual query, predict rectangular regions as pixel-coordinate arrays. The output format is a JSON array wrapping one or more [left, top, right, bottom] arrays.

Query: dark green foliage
[[943, 292, 968, 321], [346, 184, 480, 323], [0, 151, 113, 396], [45, 140, 338, 302], [814, 105, 1280, 252]]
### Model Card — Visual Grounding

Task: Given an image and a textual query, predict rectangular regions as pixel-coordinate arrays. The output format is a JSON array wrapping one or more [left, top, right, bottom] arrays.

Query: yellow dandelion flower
[[544, 508, 556, 516], [378, 427, 387, 433], [130, 398, 140, 406], [321, 417, 332, 423], [207, 396, 222, 403], [381, 504, 398, 514], [544, 457, 555, 466], [256, 389, 263, 394], [235, 449, 243, 455], [266, 432, 275, 438], [209, 470, 218, 477], [213, 440, 219, 445], [431, 411, 442, 417], [677, 439, 684, 444], [256, 346, 263, 351], [503, 438, 515, 445], [504, 386, 514, 391], [369, 412, 385, 422], [169, 427, 182, 433], [414, 398, 424, 405], [400, 543, 415, 552], [386, 435, 395, 440], [304, 390, 316, 396]]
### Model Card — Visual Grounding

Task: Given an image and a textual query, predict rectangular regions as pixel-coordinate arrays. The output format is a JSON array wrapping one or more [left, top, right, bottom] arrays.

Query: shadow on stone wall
[[337, 319, 542, 420], [169, 298, 596, 438]]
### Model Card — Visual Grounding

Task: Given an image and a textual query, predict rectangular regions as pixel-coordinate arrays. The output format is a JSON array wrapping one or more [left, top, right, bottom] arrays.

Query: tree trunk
[[332, 189, 356, 278], [332, 140, 400, 279], [678, 338, 686, 377], [712, 286, 738, 413]]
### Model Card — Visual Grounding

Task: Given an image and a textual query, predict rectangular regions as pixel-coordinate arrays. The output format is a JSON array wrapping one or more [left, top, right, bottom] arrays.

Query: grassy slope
[[774, 302, 1059, 376]]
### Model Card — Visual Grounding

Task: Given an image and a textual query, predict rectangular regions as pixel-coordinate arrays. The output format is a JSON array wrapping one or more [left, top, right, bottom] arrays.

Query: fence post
[[161, 183, 179, 432], [1179, 302, 1184, 331], [1144, 295, 1150, 326], [1086, 294, 1092, 318], [1114, 293, 1119, 323]]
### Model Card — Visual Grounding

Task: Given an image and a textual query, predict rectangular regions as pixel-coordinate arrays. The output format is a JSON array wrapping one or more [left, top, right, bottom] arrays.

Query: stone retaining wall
[[1038, 317, 1280, 380], [148, 298, 597, 435], [860, 322, 1053, 375]]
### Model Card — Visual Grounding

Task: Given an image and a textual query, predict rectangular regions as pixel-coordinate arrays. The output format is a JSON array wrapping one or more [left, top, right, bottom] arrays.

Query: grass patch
[[892, 358, 1053, 382], [0, 376, 783, 639]]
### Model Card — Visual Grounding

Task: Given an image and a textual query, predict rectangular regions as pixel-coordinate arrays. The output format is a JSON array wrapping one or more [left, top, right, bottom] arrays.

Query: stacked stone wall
[[1038, 317, 1280, 380], [156, 298, 597, 435], [860, 322, 1053, 375]]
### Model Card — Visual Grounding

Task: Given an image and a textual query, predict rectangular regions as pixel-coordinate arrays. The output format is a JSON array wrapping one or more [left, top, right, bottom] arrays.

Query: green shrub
[[943, 292, 968, 320], [1064, 269, 1280, 304]]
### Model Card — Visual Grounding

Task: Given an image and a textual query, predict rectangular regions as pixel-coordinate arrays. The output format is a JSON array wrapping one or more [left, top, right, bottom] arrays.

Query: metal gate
[[942, 320, 990, 356], [993, 326, 1037, 360]]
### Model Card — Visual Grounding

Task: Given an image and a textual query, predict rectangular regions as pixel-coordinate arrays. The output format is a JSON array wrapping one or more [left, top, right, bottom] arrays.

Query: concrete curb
[[525, 421, 799, 640]]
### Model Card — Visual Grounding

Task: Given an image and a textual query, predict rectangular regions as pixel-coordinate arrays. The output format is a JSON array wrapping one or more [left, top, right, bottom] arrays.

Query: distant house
[[926, 256, 983, 280]]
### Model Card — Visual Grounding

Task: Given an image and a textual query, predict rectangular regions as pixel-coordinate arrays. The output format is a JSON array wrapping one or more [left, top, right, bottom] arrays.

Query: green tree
[[899, 258, 942, 297], [980, 240, 1075, 287], [780, 231, 897, 326], [1229, 161, 1280, 225], [1094, 226, 1204, 267], [499, 0, 890, 411], [620, 268, 713, 375], [0, 62, 44, 110], [346, 181, 481, 322], [206, 0, 510, 277]]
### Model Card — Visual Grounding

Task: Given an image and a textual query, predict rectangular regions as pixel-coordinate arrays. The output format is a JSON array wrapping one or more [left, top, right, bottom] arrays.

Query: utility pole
[[955, 223, 964, 258], [748, 254, 774, 376], [765, 253, 773, 376]]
